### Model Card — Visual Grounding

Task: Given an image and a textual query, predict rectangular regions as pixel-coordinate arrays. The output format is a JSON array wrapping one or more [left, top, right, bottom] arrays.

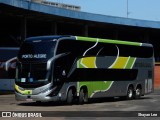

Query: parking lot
[[0, 89, 160, 120]]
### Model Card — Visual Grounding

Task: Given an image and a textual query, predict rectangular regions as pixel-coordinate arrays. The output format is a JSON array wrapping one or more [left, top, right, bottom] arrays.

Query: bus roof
[[25, 35, 152, 47], [25, 35, 73, 42], [76, 36, 153, 47]]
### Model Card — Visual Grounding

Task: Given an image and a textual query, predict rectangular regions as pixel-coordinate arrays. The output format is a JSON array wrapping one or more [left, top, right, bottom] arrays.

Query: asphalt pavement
[[0, 89, 160, 120]]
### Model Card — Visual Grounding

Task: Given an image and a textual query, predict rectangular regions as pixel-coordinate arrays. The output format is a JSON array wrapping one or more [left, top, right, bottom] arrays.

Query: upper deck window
[[18, 39, 57, 62]]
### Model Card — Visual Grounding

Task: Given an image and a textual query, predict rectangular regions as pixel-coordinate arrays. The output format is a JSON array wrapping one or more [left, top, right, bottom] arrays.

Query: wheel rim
[[136, 88, 141, 97], [128, 89, 133, 98], [136, 88, 141, 96]]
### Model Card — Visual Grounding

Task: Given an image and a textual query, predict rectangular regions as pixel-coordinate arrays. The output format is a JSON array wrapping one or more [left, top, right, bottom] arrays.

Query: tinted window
[[57, 40, 153, 58], [18, 40, 56, 62], [118, 45, 153, 58]]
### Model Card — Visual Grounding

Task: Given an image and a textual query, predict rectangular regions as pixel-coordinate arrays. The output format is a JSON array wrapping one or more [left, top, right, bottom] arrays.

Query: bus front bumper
[[15, 92, 62, 102]]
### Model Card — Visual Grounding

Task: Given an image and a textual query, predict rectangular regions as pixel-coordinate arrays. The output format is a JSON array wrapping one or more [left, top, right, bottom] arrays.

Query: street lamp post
[[127, 0, 129, 18]]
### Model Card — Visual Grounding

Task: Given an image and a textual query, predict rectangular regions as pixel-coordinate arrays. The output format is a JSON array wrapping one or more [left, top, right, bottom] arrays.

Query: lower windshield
[[15, 62, 51, 88]]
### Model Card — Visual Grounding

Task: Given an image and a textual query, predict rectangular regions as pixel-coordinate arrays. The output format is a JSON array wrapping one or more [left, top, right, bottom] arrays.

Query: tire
[[126, 87, 134, 100], [79, 89, 88, 104], [35, 101, 42, 104], [134, 87, 142, 99], [67, 89, 73, 104]]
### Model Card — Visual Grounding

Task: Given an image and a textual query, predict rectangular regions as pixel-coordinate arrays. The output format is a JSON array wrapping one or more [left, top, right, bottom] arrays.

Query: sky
[[48, 0, 160, 22]]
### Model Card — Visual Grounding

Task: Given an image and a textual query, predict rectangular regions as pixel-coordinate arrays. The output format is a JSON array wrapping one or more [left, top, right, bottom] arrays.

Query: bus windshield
[[16, 39, 57, 87], [18, 40, 56, 62]]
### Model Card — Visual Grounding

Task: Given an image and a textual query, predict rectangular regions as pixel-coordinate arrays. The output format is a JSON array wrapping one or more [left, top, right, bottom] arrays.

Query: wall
[[154, 65, 160, 89]]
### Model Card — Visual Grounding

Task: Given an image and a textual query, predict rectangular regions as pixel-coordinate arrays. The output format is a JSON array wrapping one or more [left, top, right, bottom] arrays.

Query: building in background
[[31, 0, 81, 11], [0, 0, 160, 90]]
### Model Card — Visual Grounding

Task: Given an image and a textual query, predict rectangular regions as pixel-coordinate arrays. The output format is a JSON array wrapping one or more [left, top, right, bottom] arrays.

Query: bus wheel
[[67, 89, 73, 104], [134, 87, 142, 99], [127, 86, 133, 100], [79, 89, 88, 104], [35, 101, 41, 104]]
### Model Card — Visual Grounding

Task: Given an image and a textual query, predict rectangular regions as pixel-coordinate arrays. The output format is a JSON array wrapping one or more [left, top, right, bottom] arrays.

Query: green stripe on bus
[[76, 36, 141, 46], [126, 57, 136, 69]]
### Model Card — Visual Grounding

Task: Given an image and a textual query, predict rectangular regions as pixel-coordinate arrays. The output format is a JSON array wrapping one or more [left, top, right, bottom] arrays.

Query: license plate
[[26, 99, 33, 102]]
